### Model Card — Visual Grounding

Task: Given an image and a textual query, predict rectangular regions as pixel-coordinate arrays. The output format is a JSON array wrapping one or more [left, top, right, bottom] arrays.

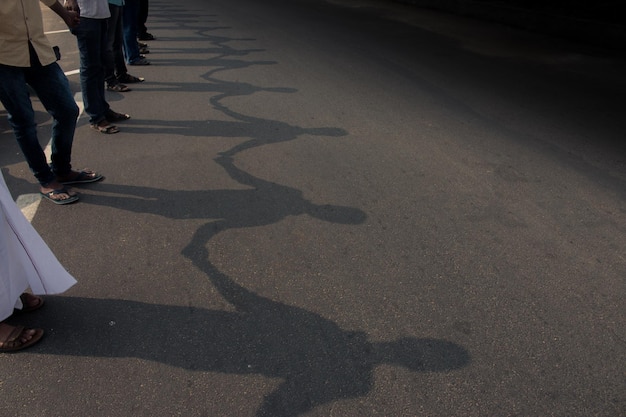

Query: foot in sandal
[[40, 180, 79, 205], [91, 119, 119, 134], [107, 83, 131, 92], [57, 170, 104, 185], [0, 322, 44, 352], [16, 293, 45, 313], [105, 109, 131, 122]]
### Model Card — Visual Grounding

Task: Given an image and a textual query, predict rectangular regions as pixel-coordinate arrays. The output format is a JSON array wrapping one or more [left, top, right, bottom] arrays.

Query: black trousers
[[138, 0, 149, 36]]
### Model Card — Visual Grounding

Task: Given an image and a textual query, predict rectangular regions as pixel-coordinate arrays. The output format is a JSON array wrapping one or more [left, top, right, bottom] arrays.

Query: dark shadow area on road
[[26, 292, 469, 417], [70, 160, 365, 226], [106, 117, 342, 144]]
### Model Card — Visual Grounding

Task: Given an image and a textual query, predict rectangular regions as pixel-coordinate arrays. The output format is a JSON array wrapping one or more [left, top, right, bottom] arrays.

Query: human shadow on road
[[27, 139, 470, 415], [34, 291, 469, 417], [26, 4, 469, 414], [32, 154, 469, 416], [77, 152, 361, 225]]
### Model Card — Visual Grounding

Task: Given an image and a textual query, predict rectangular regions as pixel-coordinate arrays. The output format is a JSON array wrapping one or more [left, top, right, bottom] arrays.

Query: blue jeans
[[122, 0, 141, 63], [105, 4, 128, 84], [71, 17, 110, 124], [0, 63, 78, 186]]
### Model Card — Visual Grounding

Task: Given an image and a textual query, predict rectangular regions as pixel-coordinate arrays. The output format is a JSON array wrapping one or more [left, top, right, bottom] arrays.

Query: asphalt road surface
[[1, 0, 624, 416]]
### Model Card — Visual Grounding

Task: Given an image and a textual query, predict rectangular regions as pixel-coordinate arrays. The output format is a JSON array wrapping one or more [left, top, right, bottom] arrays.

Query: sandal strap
[[0, 326, 44, 351], [1, 326, 25, 349]]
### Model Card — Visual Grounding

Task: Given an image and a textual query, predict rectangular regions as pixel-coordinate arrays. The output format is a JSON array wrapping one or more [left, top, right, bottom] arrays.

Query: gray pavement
[[1, 0, 625, 416]]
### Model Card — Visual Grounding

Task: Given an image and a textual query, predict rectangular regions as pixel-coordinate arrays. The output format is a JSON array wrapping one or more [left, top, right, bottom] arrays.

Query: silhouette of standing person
[[177, 155, 470, 416]]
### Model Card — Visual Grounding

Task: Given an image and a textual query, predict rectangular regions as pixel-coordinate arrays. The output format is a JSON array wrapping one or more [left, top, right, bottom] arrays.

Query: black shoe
[[138, 32, 156, 41], [139, 46, 149, 54]]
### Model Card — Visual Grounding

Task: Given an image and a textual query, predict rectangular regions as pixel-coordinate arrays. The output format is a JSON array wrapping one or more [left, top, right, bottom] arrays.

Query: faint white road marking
[[17, 194, 42, 222]]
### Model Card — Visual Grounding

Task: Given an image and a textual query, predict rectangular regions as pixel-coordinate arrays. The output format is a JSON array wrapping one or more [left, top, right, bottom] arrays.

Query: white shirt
[[76, 0, 111, 19]]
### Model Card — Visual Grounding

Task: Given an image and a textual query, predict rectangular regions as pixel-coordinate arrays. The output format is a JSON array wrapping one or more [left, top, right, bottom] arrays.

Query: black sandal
[[107, 83, 131, 92], [117, 73, 144, 83], [57, 169, 104, 185], [91, 120, 120, 134], [105, 109, 131, 122], [40, 188, 79, 205]]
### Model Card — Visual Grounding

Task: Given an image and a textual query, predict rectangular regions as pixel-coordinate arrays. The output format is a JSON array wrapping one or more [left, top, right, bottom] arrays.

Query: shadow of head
[[308, 204, 367, 225], [373, 337, 470, 372]]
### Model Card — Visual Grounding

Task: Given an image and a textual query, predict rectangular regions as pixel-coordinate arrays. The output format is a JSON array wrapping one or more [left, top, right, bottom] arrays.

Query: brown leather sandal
[[18, 293, 45, 313], [0, 324, 44, 352]]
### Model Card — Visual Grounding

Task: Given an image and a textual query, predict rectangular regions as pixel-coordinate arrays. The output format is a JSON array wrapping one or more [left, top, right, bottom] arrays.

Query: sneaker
[[138, 32, 156, 41], [139, 46, 149, 54], [129, 57, 150, 66], [138, 41, 148, 48]]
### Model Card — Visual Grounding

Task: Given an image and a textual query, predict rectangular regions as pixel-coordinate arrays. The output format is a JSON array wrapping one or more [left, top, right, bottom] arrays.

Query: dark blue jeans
[[105, 4, 128, 84], [0, 63, 78, 186], [122, 0, 141, 63], [71, 17, 110, 124]]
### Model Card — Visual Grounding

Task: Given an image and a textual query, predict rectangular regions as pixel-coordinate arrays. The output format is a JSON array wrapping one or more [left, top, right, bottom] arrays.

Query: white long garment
[[0, 173, 76, 321]]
